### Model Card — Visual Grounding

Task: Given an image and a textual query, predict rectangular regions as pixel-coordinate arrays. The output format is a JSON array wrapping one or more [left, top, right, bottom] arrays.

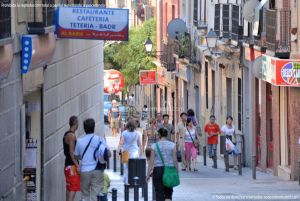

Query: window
[[231, 5, 240, 41], [226, 78, 232, 116], [238, 78, 242, 130], [266, 9, 277, 51], [0, 0, 11, 40], [222, 4, 230, 38], [205, 62, 209, 109], [214, 4, 220, 36], [193, 0, 198, 26], [269, 0, 275, 9], [27, 0, 55, 34]]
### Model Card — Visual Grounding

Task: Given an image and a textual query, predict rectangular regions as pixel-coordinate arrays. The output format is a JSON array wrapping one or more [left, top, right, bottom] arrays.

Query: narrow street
[[104, 125, 300, 201]]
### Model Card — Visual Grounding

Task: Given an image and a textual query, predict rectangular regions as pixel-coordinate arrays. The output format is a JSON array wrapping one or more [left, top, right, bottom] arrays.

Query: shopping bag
[[225, 138, 235, 152]]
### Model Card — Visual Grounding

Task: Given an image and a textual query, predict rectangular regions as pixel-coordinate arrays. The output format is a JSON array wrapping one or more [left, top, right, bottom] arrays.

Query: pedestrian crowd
[[63, 107, 239, 201]]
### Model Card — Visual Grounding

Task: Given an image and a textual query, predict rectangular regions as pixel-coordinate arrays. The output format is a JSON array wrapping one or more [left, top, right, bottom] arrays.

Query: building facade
[[243, 0, 300, 181], [0, 1, 104, 200]]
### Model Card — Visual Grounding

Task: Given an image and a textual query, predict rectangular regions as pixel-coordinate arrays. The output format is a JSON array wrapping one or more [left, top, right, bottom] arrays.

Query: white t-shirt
[[221, 125, 235, 136], [121, 130, 141, 157], [74, 134, 107, 172]]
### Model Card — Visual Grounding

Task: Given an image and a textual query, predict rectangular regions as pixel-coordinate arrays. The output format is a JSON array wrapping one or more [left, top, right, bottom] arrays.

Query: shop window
[[27, 0, 55, 34], [0, 0, 11, 41]]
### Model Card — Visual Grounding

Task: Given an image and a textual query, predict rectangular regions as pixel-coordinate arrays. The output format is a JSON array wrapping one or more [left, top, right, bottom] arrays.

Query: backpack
[[93, 137, 111, 170]]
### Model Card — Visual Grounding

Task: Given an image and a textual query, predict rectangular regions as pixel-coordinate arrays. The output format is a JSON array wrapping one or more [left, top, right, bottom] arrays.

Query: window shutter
[[222, 4, 230, 38], [214, 4, 220, 36], [231, 5, 239, 41], [193, 0, 198, 26]]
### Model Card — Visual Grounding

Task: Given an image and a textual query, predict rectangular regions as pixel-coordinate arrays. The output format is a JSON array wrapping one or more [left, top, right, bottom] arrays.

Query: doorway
[[23, 89, 43, 201], [266, 83, 273, 169]]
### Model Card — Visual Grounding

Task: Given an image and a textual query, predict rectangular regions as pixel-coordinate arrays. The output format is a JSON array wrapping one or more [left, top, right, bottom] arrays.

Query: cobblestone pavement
[[103, 125, 300, 201]]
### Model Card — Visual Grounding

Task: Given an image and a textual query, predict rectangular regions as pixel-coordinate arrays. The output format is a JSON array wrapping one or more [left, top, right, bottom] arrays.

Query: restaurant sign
[[55, 7, 129, 41], [262, 55, 300, 86]]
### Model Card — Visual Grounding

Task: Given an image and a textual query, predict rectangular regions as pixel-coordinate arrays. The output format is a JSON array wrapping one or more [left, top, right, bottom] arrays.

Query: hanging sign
[[55, 7, 129, 41], [262, 55, 300, 87], [140, 70, 157, 85]]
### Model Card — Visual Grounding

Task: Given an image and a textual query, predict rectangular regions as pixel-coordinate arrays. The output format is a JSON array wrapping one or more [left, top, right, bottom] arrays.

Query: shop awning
[[21, 32, 56, 74]]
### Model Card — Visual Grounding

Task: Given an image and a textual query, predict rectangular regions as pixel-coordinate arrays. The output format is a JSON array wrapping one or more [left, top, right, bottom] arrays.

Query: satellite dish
[[252, 56, 262, 79], [167, 18, 187, 39], [243, 0, 260, 22]]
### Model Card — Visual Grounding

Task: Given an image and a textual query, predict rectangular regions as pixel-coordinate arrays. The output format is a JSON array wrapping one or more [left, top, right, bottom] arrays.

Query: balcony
[[157, 43, 176, 72], [173, 33, 191, 61], [196, 21, 208, 31], [27, 0, 55, 34], [266, 9, 291, 57], [0, 0, 12, 45]]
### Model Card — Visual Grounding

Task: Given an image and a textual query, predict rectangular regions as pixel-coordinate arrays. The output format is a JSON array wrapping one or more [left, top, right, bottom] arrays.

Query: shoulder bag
[[156, 143, 180, 188], [187, 128, 199, 148], [121, 133, 137, 163], [81, 136, 94, 159]]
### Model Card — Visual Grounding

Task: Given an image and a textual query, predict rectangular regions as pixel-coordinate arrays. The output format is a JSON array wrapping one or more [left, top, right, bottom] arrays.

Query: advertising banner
[[56, 7, 129, 41], [104, 69, 125, 93], [262, 55, 300, 87], [140, 70, 157, 85]]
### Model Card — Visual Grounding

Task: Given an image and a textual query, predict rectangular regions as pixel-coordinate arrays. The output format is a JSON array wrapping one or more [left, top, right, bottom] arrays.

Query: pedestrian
[[98, 172, 111, 201], [157, 114, 175, 142], [74, 118, 107, 201], [184, 118, 201, 171], [176, 112, 188, 170], [221, 116, 238, 170], [63, 116, 80, 201], [144, 118, 158, 161], [156, 113, 163, 125], [204, 115, 221, 167], [118, 119, 143, 184], [108, 100, 121, 137], [187, 108, 202, 137], [128, 93, 134, 107], [142, 105, 148, 121], [146, 128, 179, 201]]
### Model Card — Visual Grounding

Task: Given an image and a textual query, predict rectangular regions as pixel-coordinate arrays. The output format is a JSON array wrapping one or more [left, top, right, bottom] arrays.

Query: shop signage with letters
[[56, 7, 129, 41], [262, 55, 300, 87], [139, 70, 157, 85]]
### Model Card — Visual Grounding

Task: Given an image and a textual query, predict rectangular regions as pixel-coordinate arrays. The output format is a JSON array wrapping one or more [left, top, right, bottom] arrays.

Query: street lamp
[[206, 29, 218, 53], [144, 36, 153, 54]]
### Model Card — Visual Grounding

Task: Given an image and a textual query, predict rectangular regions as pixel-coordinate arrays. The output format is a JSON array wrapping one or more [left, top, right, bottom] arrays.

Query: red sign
[[262, 55, 300, 87], [139, 70, 157, 85], [104, 70, 125, 93]]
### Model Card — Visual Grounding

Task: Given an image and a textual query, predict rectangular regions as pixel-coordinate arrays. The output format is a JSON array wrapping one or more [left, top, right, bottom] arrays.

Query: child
[[100, 172, 111, 201]]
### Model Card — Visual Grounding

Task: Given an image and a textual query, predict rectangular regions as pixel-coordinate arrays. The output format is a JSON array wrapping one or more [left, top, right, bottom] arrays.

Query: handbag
[[156, 143, 180, 188], [121, 133, 137, 163], [187, 128, 199, 148]]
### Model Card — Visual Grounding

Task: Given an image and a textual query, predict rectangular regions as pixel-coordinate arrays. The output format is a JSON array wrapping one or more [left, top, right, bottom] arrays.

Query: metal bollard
[[152, 182, 156, 201], [113, 150, 117, 172], [97, 195, 101, 201], [112, 188, 117, 201], [144, 181, 148, 201], [213, 153, 217, 169], [124, 184, 129, 201], [224, 151, 229, 172], [238, 153, 242, 176], [203, 146, 207, 166], [252, 155, 256, 180], [133, 177, 139, 201], [120, 156, 124, 175]]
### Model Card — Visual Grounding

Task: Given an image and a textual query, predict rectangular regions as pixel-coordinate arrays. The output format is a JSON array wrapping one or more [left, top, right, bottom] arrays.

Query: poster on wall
[[139, 70, 157, 85], [262, 55, 300, 87], [55, 7, 129, 41]]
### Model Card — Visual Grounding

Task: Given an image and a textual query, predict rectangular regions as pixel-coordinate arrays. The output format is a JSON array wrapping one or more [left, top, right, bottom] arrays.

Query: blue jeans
[[208, 144, 217, 158]]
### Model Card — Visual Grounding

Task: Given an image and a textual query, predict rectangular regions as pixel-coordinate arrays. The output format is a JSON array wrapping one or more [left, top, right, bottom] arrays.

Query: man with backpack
[[74, 118, 110, 201]]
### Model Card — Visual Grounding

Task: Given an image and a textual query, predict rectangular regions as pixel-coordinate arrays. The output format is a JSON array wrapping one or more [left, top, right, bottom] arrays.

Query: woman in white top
[[221, 116, 238, 170], [118, 120, 143, 184], [183, 118, 201, 171]]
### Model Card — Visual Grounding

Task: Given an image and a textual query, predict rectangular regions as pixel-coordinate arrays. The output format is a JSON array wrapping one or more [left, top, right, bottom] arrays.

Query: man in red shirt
[[204, 115, 220, 168]]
